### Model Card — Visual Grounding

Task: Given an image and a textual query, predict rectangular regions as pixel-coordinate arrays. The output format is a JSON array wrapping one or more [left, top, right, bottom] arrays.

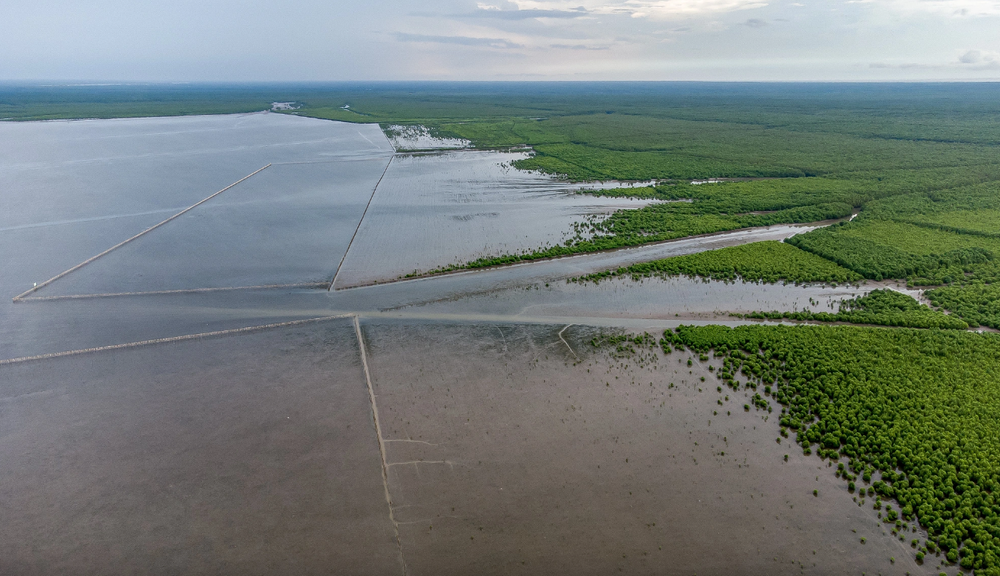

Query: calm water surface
[[0, 113, 927, 576], [2, 114, 863, 360], [333, 150, 662, 288]]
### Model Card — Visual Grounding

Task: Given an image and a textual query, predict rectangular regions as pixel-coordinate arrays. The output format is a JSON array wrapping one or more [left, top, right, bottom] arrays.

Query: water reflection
[[1, 115, 874, 362]]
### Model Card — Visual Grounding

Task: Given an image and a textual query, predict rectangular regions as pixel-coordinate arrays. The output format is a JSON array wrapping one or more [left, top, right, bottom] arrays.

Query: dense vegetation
[[12, 81, 1000, 572], [661, 324, 1000, 572], [575, 241, 861, 285], [927, 284, 1000, 330], [775, 181, 1000, 326], [736, 289, 969, 330], [785, 183, 1000, 280], [309, 84, 1000, 274], [8, 83, 1000, 285]]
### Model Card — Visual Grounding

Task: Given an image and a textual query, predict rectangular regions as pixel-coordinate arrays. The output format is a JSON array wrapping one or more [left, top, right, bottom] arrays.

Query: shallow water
[[384, 124, 470, 150], [37, 158, 390, 295], [333, 150, 662, 288], [399, 274, 872, 320], [0, 114, 870, 360], [1, 113, 391, 294], [0, 315, 934, 574], [0, 114, 936, 574], [0, 319, 402, 574], [360, 320, 931, 575]]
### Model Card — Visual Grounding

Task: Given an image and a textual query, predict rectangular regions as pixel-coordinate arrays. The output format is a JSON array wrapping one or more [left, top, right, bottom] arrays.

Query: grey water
[[0, 112, 897, 574], [333, 149, 663, 288], [1, 113, 860, 362]]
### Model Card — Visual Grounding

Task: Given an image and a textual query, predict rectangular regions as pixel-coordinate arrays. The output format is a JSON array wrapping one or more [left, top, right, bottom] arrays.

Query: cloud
[[869, 62, 935, 69], [869, 49, 1000, 72], [462, 5, 591, 19], [957, 49, 1000, 68], [505, 0, 769, 20], [960, 49, 983, 63], [549, 43, 612, 49], [871, 0, 1000, 17], [394, 32, 524, 49], [744, 18, 768, 26]]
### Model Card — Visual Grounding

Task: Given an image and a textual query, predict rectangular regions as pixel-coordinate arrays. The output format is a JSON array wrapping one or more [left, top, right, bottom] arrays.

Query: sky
[[2, 0, 1000, 82]]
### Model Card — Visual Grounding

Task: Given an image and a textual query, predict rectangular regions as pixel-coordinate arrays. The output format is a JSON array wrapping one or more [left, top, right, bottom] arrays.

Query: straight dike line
[[0, 314, 350, 366], [13, 164, 272, 302], [329, 155, 394, 291], [15, 282, 325, 302], [353, 315, 408, 575]]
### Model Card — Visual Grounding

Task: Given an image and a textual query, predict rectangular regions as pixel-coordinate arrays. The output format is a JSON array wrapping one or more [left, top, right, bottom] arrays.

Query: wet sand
[[361, 319, 933, 575], [0, 319, 400, 575], [333, 150, 662, 288], [0, 114, 944, 575], [0, 316, 937, 575]]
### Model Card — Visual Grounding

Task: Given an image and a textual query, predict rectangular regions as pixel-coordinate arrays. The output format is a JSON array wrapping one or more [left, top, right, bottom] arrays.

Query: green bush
[[578, 241, 862, 285], [662, 324, 1000, 569], [738, 289, 968, 330]]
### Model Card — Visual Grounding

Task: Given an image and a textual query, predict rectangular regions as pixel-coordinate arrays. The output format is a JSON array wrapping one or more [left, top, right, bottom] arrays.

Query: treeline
[[586, 166, 1000, 213], [448, 203, 856, 271], [454, 167, 1000, 275], [927, 283, 1000, 329], [736, 289, 969, 330], [655, 324, 1000, 571], [786, 225, 995, 283], [574, 241, 861, 285]]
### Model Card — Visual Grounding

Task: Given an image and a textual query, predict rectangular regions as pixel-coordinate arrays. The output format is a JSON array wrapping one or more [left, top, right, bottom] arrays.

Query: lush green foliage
[[738, 289, 969, 330], [575, 241, 861, 285], [10, 82, 1000, 331], [662, 324, 1000, 572], [783, 180, 1000, 326], [431, 97, 1000, 269], [323, 85, 1000, 274], [927, 283, 1000, 329], [787, 182, 1000, 280], [787, 223, 996, 283]]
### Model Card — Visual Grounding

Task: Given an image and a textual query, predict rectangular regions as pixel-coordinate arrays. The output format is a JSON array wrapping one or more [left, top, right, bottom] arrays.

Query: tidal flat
[[0, 114, 848, 361], [0, 318, 931, 574], [360, 319, 931, 575], [333, 149, 661, 288], [0, 108, 955, 575], [0, 319, 401, 575]]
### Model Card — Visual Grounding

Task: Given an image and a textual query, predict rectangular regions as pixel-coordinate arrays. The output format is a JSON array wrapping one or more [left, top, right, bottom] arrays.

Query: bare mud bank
[[0, 319, 399, 575], [361, 319, 932, 575]]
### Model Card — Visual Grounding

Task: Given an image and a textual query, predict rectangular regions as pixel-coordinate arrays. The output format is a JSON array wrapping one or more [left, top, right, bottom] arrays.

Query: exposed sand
[[0, 319, 400, 575], [361, 320, 934, 575], [0, 114, 948, 575], [0, 315, 942, 574]]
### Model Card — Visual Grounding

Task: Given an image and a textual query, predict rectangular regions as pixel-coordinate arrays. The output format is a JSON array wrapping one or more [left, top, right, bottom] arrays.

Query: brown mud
[[0, 319, 399, 575], [361, 320, 934, 576]]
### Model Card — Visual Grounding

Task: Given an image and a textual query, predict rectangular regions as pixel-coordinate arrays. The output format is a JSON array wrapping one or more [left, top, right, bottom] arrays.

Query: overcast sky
[[2, 0, 999, 82]]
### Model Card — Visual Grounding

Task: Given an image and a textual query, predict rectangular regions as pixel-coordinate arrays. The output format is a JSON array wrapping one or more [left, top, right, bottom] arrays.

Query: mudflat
[[0, 319, 400, 576], [361, 319, 929, 575]]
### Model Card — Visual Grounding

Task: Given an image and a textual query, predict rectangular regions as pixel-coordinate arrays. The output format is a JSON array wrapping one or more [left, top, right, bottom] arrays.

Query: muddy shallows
[[0, 318, 401, 576], [360, 319, 931, 576]]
